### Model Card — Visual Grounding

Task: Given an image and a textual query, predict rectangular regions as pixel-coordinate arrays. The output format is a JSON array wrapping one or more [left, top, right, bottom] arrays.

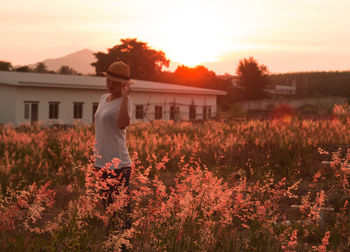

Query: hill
[[29, 49, 96, 75]]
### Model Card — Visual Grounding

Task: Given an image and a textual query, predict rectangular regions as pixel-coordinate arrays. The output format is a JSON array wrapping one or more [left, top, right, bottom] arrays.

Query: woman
[[93, 61, 134, 225]]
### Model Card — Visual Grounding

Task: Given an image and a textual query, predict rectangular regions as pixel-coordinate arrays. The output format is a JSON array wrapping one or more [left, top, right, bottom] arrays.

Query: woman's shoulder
[[101, 93, 109, 99], [99, 93, 109, 103]]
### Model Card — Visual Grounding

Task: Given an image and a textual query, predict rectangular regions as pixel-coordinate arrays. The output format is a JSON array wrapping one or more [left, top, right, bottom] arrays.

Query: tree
[[236, 57, 270, 100], [270, 71, 350, 98], [167, 65, 229, 90], [0, 61, 12, 71], [58, 65, 79, 75], [34, 62, 48, 73], [91, 38, 170, 81], [14, 66, 31, 72]]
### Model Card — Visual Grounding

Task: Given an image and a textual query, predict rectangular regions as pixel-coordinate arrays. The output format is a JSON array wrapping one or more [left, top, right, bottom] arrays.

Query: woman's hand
[[118, 84, 131, 129], [121, 84, 131, 98]]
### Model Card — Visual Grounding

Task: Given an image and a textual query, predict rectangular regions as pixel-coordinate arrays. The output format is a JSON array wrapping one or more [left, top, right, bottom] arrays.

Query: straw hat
[[104, 61, 135, 85]]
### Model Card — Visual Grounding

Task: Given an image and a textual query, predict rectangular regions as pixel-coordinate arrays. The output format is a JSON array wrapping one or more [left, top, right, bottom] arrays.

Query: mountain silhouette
[[29, 49, 96, 75]]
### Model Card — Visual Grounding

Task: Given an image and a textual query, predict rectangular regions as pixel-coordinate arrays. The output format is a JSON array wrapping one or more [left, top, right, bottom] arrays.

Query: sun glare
[[145, 1, 240, 67], [167, 39, 219, 67], [97, 0, 262, 68], [158, 21, 230, 67]]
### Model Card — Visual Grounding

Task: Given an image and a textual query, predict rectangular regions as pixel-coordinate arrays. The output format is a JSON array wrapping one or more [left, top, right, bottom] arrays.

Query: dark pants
[[94, 166, 132, 229]]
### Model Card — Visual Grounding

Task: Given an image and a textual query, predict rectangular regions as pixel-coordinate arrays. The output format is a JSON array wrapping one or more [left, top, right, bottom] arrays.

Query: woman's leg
[[95, 166, 132, 229], [94, 166, 120, 207], [118, 167, 132, 230], [108, 167, 132, 230]]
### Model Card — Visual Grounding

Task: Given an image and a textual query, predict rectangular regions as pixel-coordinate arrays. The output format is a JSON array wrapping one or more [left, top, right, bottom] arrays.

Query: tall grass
[[0, 117, 350, 251]]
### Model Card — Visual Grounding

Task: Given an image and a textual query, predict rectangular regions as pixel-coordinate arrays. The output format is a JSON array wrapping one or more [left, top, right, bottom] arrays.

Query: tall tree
[[58, 65, 79, 75], [236, 57, 270, 100], [34, 62, 48, 73], [0, 61, 12, 71], [14, 66, 31, 72], [92, 38, 170, 81], [168, 65, 228, 90]]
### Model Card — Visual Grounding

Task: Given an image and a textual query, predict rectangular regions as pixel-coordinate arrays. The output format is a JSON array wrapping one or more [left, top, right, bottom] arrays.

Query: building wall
[[0, 84, 16, 125], [15, 86, 104, 126], [10, 87, 218, 126], [130, 91, 217, 122]]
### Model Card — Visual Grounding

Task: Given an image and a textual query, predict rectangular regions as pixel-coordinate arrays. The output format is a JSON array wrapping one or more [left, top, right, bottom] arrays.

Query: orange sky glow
[[1, 0, 350, 74]]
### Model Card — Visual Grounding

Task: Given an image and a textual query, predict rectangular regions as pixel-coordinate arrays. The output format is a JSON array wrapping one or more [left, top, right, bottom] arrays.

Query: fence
[[134, 102, 215, 122], [236, 96, 348, 112]]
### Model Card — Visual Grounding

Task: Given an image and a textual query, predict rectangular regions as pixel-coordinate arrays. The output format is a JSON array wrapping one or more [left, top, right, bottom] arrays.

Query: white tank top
[[94, 93, 133, 169]]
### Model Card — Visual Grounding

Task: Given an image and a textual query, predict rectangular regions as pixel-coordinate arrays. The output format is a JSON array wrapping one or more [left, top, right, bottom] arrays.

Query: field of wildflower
[[1, 112, 350, 251]]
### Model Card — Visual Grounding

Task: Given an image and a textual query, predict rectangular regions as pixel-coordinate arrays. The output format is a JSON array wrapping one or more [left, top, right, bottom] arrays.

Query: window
[[170, 106, 179, 121], [24, 101, 39, 122], [92, 103, 99, 122], [189, 105, 196, 120], [49, 102, 59, 119], [31, 103, 38, 122], [24, 103, 30, 119], [155, 105, 162, 119], [74, 102, 83, 119], [203, 105, 212, 120], [136, 105, 144, 119]]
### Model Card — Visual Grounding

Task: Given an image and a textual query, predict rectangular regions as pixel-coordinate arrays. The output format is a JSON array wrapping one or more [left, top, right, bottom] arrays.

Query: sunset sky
[[1, 0, 350, 74]]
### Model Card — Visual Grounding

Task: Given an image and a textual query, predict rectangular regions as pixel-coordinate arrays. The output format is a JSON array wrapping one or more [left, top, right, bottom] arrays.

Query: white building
[[228, 76, 296, 97], [267, 80, 297, 96], [0, 71, 226, 126]]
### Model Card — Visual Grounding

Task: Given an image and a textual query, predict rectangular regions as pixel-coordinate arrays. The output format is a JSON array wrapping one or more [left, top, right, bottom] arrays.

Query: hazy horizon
[[1, 0, 350, 74]]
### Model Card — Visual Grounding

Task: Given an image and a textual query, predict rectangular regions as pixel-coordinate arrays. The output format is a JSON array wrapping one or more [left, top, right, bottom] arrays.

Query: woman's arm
[[117, 86, 131, 129]]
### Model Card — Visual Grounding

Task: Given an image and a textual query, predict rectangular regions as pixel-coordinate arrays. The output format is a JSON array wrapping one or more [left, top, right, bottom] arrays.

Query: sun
[[135, 0, 262, 69], [159, 25, 228, 67], [168, 41, 217, 67], [146, 1, 236, 67], [132, 1, 257, 68]]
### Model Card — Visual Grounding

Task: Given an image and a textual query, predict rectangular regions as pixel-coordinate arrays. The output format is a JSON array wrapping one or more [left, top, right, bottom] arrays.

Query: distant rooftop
[[0, 71, 227, 96]]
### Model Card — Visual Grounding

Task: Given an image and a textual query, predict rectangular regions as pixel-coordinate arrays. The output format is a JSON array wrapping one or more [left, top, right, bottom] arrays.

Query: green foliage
[[58, 65, 80, 75], [236, 57, 270, 100], [162, 65, 229, 90], [33, 62, 48, 73], [91, 38, 170, 81], [91, 38, 230, 91], [270, 71, 350, 98], [13, 66, 31, 72], [0, 61, 12, 71], [216, 104, 246, 119]]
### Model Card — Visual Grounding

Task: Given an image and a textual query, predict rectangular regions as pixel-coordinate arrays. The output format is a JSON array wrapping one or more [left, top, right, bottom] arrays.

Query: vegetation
[[1, 112, 350, 250], [0, 61, 12, 71], [90, 38, 230, 91], [159, 65, 229, 90], [0, 61, 80, 75], [58, 65, 80, 75], [34, 62, 49, 73], [235, 57, 270, 100], [270, 71, 350, 98], [13, 65, 31, 72], [91, 38, 170, 81]]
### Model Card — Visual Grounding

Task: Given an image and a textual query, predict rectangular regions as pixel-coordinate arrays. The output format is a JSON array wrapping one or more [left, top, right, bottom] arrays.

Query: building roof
[[0, 71, 227, 96]]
